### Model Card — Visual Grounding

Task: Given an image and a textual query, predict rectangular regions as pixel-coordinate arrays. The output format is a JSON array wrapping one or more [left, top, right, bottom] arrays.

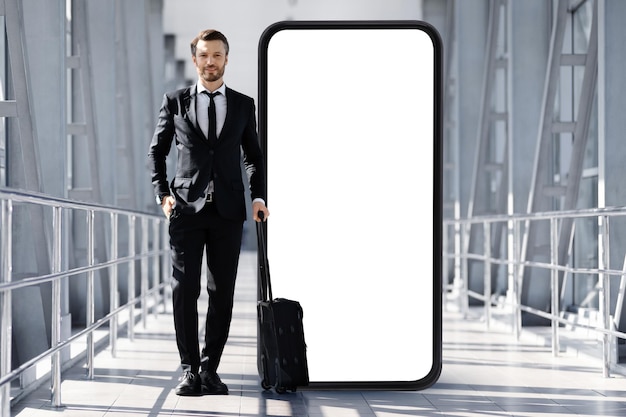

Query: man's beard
[[202, 66, 224, 82]]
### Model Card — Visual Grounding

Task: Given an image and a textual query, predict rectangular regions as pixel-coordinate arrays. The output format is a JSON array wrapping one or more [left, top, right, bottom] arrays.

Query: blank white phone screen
[[261, 23, 440, 386]]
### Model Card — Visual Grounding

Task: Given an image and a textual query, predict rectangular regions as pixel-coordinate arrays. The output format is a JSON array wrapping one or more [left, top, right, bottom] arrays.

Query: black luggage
[[256, 215, 309, 393]]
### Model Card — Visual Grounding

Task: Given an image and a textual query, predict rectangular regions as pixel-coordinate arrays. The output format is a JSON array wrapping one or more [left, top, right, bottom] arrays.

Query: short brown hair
[[190, 29, 229, 56]]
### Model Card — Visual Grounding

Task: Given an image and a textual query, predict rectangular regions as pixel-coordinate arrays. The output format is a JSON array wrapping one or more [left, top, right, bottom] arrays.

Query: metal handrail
[[443, 205, 626, 378], [0, 250, 164, 292], [0, 187, 169, 413]]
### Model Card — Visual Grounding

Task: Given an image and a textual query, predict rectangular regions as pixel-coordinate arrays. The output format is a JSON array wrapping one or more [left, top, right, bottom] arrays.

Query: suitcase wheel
[[261, 379, 272, 390]]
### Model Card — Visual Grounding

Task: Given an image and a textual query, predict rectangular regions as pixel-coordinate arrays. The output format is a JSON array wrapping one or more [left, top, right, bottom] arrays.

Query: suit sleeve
[[148, 93, 175, 198], [241, 99, 266, 202]]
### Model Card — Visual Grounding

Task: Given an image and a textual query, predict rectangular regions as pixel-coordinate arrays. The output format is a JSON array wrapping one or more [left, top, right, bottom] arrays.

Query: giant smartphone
[[258, 20, 442, 390]]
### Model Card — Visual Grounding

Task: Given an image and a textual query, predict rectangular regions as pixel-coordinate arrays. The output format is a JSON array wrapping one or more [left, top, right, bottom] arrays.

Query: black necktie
[[206, 91, 220, 142]]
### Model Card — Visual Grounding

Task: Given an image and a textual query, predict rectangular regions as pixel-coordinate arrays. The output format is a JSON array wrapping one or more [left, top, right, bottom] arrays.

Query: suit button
[[209, 150, 214, 155]]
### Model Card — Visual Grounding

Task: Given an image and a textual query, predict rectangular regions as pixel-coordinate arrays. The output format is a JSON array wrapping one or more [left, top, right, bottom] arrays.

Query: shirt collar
[[196, 81, 226, 96]]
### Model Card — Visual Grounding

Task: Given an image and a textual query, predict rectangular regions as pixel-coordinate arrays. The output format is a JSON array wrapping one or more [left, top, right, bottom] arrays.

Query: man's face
[[193, 39, 228, 83]]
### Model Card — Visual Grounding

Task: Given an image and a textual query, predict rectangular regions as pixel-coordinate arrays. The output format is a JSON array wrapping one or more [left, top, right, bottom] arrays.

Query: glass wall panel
[[573, 177, 598, 308]]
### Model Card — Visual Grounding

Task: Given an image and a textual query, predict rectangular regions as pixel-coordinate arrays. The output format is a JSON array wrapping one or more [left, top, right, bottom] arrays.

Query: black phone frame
[[257, 20, 443, 391]]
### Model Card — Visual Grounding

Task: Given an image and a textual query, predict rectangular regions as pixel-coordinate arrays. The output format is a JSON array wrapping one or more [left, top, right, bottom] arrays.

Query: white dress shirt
[[196, 81, 227, 139]]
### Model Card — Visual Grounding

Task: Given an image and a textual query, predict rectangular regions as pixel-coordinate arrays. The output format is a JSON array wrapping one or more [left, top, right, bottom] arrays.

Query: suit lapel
[[219, 88, 238, 142], [183, 87, 209, 142]]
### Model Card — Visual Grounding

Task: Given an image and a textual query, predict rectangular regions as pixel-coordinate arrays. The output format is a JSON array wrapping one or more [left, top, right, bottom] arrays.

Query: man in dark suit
[[148, 29, 269, 396]]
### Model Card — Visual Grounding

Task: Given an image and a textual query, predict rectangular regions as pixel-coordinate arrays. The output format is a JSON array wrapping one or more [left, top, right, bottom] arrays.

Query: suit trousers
[[168, 202, 243, 374]]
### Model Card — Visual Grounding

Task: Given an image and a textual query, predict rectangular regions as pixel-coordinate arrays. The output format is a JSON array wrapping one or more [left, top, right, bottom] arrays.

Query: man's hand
[[161, 195, 176, 219], [252, 201, 269, 222]]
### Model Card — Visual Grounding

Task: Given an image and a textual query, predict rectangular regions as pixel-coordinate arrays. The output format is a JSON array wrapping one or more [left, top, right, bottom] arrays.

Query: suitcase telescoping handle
[[256, 212, 273, 302]]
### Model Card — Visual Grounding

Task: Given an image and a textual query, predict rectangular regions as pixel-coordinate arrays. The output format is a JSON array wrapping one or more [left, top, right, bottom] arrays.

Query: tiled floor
[[10, 251, 626, 416]]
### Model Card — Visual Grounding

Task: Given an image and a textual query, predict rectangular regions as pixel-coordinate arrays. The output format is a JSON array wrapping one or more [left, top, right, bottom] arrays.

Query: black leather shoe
[[200, 371, 229, 395], [175, 370, 201, 396]]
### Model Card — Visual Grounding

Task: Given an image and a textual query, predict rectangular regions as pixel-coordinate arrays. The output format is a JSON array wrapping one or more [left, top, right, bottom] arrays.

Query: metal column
[[113, 0, 138, 209], [442, 0, 465, 307], [2, 0, 51, 275], [521, 0, 598, 321], [66, 0, 105, 205], [66, 0, 110, 321], [464, 0, 511, 300]]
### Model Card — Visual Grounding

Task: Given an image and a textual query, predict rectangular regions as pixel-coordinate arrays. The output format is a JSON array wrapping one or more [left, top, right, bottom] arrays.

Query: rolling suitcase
[[256, 215, 309, 393]]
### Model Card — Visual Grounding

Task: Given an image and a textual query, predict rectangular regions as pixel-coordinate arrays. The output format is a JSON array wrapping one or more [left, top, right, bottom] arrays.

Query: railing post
[[141, 217, 149, 328], [513, 219, 522, 340], [51, 206, 63, 407], [109, 213, 119, 358], [550, 217, 559, 357], [86, 210, 95, 379], [1, 200, 13, 417], [461, 222, 470, 318], [152, 219, 160, 317], [453, 220, 463, 314], [128, 215, 136, 341], [484, 222, 491, 329], [506, 217, 515, 320], [599, 215, 611, 377]]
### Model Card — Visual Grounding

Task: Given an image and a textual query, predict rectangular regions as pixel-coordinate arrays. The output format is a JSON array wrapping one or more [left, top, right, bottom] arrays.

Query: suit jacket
[[148, 85, 266, 220]]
